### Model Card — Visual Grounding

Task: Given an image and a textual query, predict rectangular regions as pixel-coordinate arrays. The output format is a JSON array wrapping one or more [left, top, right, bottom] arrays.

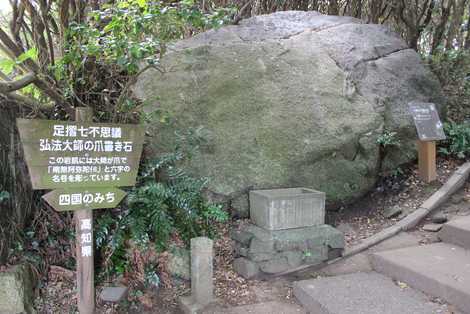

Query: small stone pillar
[[179, 237, 214, 313]]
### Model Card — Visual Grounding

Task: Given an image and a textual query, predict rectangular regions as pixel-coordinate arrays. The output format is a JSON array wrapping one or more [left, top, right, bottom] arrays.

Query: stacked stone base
[[231, 224, 344, 278]]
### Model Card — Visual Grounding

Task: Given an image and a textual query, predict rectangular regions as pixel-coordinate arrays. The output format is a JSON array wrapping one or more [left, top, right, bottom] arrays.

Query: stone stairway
[[294, 216, 470, 314]]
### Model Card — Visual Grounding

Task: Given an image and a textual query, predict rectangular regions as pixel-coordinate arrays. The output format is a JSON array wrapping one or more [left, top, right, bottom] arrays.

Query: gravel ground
[[32, 157, 466, 313], [329, 157, 462, 247]]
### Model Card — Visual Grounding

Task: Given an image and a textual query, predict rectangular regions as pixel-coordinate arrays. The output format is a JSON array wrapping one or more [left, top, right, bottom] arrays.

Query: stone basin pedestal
[[232, 188, 344, 278]]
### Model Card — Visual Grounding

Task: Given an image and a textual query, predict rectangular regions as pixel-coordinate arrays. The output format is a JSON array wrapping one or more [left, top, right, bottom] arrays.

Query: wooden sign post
[[16, 109, 145, 314], [75, 108, 94, 314], [409, 102, 446, 183], [417, 140, 437, 183]]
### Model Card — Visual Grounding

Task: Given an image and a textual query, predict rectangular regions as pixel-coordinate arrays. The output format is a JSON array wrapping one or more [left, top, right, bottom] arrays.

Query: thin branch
[[0, 73, 36, 93], [39, 0, 55, 65], [115, 64, 164, 108], [3, 92, 46, 112], [0, 69, 48, 117], [0, 27, 73, 115]]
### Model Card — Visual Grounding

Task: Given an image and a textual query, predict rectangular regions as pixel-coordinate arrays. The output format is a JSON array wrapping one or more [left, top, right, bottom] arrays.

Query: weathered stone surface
[[233, 258, 260, 279], [259, 257, 290, 274], [249, 238, 276, 254], [281, 251, 304, 268], [303, 247, 328, 265], [294, 272, 444, 314], [248, 251, 276, 262], [100, 286, 128, 303], [190, 237, 213, 305], [233, 243, 248, 257], [134, 11, 444, 214], [202, 300, 307, 314], [230, 229, 254, 247], [230, 194, 250, 218], [371, 243, 470, 313], [249, 188, 325, 230], [336, 223, 355, 235], [327, 248, 343, 260], [384, 206, 402, 219], [232, 223, 343, 276], [168, 246, 191, 280], [241, 224, 344, 252], [431, 212, 448, 224], [0, 265, 35, 314], [422, 224, 442, 232], [438, 215, 470, 249], [450, 194, 464, 204]]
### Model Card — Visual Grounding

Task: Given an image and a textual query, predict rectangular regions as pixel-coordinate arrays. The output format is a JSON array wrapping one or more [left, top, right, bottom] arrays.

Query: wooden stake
[[417, 140, 437, 183], [75, 107, 95, 314]]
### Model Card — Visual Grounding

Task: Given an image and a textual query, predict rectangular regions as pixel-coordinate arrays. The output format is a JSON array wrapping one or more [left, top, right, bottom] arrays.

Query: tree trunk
[[328, 0, 340, 15], [446, 0, 466, 50], [465, 4, 470, 49], [431, 0, 453, 54]]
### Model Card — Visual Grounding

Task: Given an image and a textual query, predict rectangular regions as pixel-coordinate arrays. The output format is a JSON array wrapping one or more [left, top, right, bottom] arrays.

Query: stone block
[[303, 246, 328, 265], [422, 224, 442, 232], [233, 258, 260, 279], [231, 193, 250, 218], [179, 237, 215, 314], [294, 272, 443, 314], [0, 265, 35, 314], [281, 251, 304, 268], [325, 228, 346, 249], [259, 257, 290, 274], [100, 286, 128, 303], [249, 188, 325, 230], [327, 248, 343, 260], [233, 243, 248, 257], [190, 237, 214, 305], [229, 229, 254, 246], [231, 223, 344, 276], [247, 252, 276, 262], [248, 238, 275, 254], [241, 224, 344, 251]]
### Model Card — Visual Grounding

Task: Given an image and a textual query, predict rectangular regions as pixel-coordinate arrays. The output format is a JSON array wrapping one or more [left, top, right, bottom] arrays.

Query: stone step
[[439, 216, 470, 249], [293, 272, 445, 314], [371, 243, 470, 314], [202, 301, 306, 314]]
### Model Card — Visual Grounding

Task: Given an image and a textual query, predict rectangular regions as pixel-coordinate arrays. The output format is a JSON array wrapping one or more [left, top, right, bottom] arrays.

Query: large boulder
[[133, 11, 444, 216]]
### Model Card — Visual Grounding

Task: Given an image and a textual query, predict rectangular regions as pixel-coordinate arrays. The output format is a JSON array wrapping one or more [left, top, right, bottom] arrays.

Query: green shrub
[[94, 128, 228, 278], [428, 50, 470, 123], [439, 122, 470, 159], [51, 0, 235, 121], [376, 131, 400, 147]]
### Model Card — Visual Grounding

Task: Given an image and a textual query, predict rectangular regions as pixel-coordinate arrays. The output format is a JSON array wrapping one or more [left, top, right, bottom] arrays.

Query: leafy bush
[[376, 131, 400, 147], [428, 50, 470, 123], [0, 191, 9, 203], [95, 128, 228, 278], [439, 122, 470, 159], [54, 0, 234, 121]]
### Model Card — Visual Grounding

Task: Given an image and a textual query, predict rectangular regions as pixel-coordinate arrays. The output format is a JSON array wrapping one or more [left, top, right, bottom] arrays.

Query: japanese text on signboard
[[16, 119, 145, 189]]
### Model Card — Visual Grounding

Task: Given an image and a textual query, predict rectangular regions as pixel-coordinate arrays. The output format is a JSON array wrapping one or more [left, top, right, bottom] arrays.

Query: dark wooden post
[[75, 107, 95, 314], [418, 140, 437, 183]]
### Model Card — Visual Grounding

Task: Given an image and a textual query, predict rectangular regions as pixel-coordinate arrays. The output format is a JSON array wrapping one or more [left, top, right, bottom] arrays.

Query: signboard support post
[[409, 102, 445, 184], [418, 140, 437, 183], [16, 107, 145, 313], [75, 107, 95, 314]]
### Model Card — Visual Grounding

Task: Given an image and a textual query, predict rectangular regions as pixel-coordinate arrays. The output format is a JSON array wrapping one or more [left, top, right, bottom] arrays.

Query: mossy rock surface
[[0, 264, 35, 314], [133, 11, 444, 215]]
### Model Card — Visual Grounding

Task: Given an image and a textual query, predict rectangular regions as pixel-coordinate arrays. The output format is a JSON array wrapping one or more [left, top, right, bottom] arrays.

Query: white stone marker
[[180, 237, 214, 313]]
